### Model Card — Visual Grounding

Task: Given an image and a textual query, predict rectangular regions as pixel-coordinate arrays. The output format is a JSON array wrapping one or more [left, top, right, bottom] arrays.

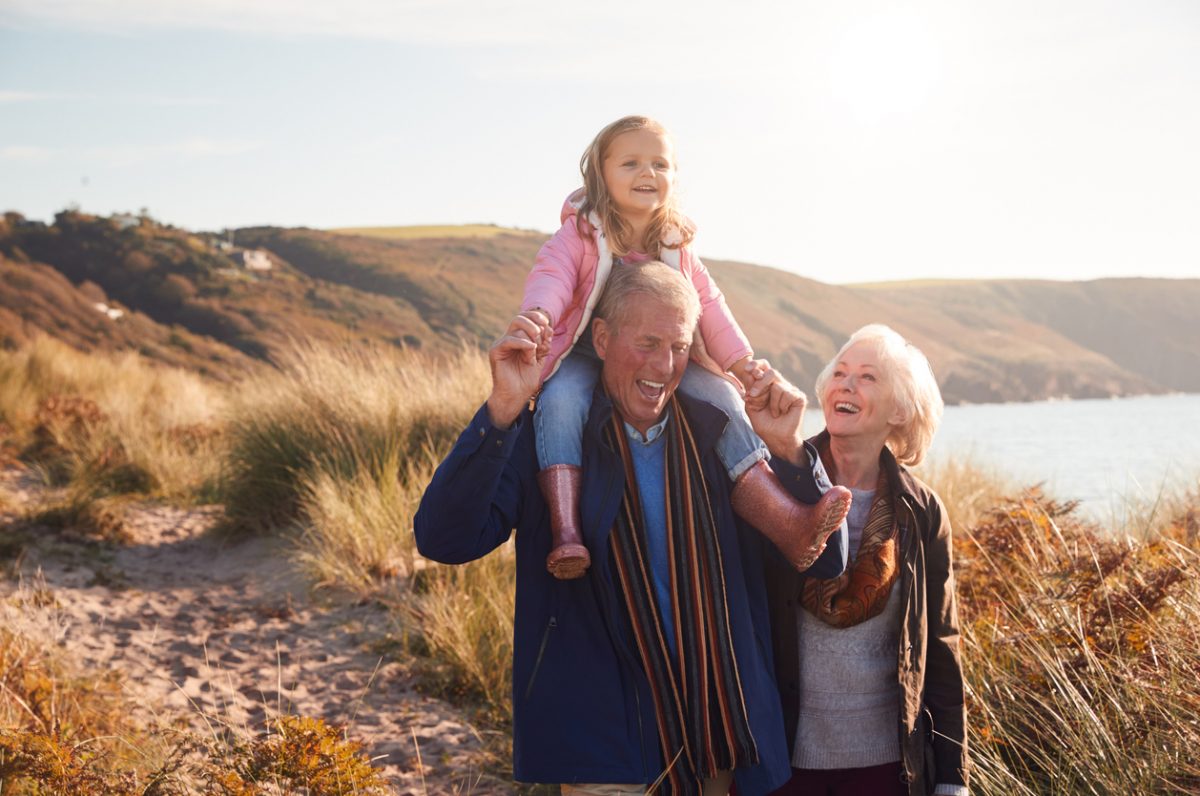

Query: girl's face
[[601, 129, 675, 225]]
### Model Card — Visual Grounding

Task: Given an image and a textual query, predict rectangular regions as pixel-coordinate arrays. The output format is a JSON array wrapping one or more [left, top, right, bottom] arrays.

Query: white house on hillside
[[93, 302, 125, 320], [230, 249, 273, 271]]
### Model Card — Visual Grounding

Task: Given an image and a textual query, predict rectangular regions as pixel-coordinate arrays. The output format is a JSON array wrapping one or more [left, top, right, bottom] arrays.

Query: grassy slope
[[869, 278, 1200, 394], [0, 214, 461, 366], [4, 212, 1197, 404], [0, 253, 256, 380], [232, 226, 539, 348]]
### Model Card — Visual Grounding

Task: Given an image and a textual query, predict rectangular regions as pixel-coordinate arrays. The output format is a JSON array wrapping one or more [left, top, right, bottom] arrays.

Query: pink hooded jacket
[[521, 190, 753, 384]]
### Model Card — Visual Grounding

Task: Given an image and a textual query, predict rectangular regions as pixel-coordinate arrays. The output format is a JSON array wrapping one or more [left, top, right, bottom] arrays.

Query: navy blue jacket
[[414, 390, 846, 794]]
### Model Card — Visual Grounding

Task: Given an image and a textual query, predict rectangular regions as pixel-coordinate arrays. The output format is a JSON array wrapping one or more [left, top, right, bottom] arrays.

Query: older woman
[[754, 324, 968, 796]]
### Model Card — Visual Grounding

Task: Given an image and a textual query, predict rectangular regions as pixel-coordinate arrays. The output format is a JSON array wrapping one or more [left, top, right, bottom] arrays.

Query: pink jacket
[[522, 190, 753, 383]]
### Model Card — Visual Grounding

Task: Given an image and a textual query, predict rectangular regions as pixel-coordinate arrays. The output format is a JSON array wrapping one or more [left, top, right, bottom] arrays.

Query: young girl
[[519, 115, 851, 579]]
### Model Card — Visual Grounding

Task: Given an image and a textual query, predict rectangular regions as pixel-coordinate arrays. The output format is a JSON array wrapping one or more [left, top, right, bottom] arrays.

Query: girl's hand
[[731, 355, 769, 395], [518, 308, 553, 358]]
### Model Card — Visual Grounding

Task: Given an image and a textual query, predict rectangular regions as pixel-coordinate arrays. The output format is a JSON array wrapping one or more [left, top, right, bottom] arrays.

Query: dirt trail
[[0, 466, 512, 795]]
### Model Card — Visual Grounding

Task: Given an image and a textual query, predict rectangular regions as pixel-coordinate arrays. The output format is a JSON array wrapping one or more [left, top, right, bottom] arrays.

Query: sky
[[1, 0, 1198, 284]]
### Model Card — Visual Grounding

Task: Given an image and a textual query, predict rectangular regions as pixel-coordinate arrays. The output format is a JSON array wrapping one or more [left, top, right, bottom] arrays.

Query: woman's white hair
[[815, 324, 944, 466]]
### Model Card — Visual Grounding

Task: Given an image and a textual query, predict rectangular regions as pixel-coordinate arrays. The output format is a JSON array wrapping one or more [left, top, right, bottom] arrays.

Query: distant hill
[[2, 211, 1196, 404], [708, 262, 1199, 403]]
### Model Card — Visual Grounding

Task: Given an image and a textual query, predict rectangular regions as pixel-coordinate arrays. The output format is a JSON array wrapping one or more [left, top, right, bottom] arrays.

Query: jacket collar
[[808, 429, 921, 504]]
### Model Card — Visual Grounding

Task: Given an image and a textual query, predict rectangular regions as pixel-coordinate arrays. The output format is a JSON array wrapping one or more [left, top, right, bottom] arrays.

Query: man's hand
[[743, 363, 811, 467], [486, 314, 547, 429]]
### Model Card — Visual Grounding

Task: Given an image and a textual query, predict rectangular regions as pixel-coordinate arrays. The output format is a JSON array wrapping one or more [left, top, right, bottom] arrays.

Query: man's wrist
[[778, 444, 809, 467], [486, 394, 525, 429]]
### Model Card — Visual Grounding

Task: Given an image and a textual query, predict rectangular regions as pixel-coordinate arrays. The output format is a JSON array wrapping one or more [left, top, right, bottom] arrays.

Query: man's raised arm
[[487, 313, 549, 429], [413, 315, 548, 564]]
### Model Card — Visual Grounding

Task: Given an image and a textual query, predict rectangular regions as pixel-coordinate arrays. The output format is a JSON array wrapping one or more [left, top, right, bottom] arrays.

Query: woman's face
[[821, 340, 904, 446]]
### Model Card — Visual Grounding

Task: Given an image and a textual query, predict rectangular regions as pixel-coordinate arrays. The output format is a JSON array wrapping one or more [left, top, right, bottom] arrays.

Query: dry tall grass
[[916, 456, 1015, 532], [955, 490, 1200, 794], [401, 547, 517, 723], [219, 342, 490, 588], [0, 336, 225, 501]]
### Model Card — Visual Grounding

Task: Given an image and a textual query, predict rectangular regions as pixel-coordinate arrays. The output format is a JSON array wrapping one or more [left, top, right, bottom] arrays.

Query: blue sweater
[[414, 390, 846, 793]]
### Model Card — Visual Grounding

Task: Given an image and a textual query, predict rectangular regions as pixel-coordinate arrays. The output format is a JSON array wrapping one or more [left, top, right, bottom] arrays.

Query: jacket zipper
[[594, 455, 651, 777], [523, 615, 557, 700]]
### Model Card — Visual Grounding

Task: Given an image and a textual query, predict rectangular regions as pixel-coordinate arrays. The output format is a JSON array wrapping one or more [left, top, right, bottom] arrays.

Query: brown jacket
[[765, 433, 969, 794]]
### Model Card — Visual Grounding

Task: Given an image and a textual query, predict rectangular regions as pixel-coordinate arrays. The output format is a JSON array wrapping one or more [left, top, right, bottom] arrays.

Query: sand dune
[[0, 464, 507, 795]]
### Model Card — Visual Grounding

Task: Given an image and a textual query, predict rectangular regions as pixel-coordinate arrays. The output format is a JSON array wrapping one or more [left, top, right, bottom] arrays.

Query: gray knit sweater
[[791, 486, 903, 770]]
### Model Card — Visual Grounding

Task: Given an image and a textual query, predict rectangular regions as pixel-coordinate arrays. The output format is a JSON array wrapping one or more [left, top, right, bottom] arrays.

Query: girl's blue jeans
[[534, 349, 768, 482]]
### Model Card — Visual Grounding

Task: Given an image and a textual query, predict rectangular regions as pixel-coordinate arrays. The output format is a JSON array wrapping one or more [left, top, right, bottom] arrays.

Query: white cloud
[[0, 89, 219, 106], [0, 139, 263, 166], [2, 0, 577, 43], [1, 145, 52, 161], [165, 137, 262, 157], [127, 95, 222, 107], [86, 137, 264, 167], [0, 90, 59, 102], [0, 0, 789, 53]]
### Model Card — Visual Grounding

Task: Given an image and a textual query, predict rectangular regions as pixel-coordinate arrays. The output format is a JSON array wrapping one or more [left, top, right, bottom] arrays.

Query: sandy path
[[0, 466, 513, 795]]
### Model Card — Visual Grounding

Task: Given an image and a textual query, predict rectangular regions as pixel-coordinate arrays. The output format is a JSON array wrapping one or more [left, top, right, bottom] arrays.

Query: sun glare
[[828, 12, 942, 123]]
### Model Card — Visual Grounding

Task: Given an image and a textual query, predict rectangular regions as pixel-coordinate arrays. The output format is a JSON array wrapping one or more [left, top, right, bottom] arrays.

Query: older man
[[414, 262, 845, 795]]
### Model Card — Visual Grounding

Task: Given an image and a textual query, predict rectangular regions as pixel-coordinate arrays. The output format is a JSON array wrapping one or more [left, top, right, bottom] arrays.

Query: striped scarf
[[604, 397, 758, 795]]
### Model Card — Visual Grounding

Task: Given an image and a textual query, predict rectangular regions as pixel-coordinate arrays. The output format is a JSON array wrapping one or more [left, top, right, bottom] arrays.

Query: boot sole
[[546, 545, 591, 580], [790, 487, 853, 570], [815, 487, 853, 540]]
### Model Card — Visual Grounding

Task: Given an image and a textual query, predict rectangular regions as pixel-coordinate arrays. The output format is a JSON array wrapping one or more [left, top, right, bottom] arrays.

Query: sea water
[[803, 393, 1200, 521]]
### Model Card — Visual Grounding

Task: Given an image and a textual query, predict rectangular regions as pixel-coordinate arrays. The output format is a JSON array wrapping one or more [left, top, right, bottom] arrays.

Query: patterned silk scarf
[[604, 396, 758, 795], [800, 441, 900, 628]]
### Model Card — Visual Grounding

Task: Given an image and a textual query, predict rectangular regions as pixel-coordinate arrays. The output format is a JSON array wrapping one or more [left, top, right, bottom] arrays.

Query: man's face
[[593, 292, 693, 435]]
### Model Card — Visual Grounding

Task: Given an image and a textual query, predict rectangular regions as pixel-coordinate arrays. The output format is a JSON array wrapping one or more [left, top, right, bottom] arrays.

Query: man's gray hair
[[592, 261, 701, 335]]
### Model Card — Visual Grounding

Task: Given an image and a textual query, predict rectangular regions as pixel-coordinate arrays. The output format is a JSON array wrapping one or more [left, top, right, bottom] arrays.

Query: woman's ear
[[592, 317, 610, 361]]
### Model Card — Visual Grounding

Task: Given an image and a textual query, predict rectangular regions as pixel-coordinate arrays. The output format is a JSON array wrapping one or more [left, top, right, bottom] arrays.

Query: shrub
[[206, 716, 391, 796], [957, 490, 1200, 794]]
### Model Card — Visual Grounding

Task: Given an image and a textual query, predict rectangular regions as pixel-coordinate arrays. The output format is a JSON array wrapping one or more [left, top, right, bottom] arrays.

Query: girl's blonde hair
[[578, 115, 696, 258], [815, 324, 945, 467]]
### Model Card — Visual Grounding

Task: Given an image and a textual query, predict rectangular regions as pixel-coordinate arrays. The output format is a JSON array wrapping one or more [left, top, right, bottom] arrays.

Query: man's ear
[[592, 317, 610, 361]]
